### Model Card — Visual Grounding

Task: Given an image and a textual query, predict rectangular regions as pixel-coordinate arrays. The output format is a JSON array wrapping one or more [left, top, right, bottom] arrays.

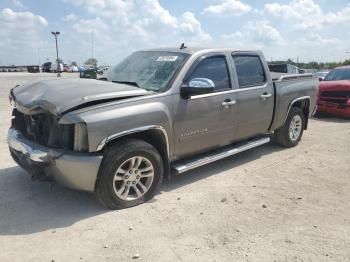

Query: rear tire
[[95, 139, 163, 209], [273, 107, 305, 148]]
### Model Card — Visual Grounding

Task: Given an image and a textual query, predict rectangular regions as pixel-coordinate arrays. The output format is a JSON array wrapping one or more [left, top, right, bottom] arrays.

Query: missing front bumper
[[8, 128, 103, 192]]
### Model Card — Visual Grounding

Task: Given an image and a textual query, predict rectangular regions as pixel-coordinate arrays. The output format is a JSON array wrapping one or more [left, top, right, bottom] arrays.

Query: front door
[[173, 54, 238, 159]]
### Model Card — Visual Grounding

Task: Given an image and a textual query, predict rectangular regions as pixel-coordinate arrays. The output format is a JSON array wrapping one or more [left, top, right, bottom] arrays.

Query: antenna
[[180, 43, 187, 49]]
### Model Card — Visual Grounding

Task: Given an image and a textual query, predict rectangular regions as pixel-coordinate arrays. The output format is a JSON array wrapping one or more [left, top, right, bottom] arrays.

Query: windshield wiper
[[112, 80, 139, 87]]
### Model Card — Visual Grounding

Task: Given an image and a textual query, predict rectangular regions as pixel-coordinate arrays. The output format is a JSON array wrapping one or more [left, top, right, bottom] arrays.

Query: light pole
[[51, 31, 60, 77]]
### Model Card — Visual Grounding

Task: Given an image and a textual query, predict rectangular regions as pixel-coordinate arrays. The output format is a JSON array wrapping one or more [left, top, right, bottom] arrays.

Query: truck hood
[[319, 80, 350, 92], [10, 78, 152, 116]]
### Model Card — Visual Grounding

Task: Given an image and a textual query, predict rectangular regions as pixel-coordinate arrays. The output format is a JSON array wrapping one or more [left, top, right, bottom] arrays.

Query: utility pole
[[51, 31, 61, 77], [37, 48, 41, 66], [92, 31, 94, 59]]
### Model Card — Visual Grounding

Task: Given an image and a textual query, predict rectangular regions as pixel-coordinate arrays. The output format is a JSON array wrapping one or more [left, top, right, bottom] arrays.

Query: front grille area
[[321, 90, 350, 98], [12, 108, 74, 150], [320, 90, 350, 107]]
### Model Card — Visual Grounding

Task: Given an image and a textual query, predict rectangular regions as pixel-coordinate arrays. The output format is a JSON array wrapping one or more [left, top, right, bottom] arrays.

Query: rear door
[[231, 53, 274, 139]]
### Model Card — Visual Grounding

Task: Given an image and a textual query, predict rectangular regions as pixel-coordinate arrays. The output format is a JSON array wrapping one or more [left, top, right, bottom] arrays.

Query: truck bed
[[269, 73, 318, 131]]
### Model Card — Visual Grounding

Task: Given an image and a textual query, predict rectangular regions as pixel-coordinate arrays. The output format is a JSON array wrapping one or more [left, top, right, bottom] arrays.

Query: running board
[[172, 137, 270, 174]]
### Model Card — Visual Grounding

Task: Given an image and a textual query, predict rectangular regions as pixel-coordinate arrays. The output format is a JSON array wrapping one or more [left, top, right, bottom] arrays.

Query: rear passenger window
[[232, 55, 266, 88], [188, 56, 231, 91]]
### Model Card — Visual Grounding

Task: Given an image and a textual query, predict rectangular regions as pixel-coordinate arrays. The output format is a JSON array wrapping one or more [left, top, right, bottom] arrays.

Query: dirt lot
[[0, 73, 349, 262]]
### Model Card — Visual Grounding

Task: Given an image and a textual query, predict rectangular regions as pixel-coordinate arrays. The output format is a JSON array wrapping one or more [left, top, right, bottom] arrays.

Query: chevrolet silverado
[[8, 47, 318, 209]]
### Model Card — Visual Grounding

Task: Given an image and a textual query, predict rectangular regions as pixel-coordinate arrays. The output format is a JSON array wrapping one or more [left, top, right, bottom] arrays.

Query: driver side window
[[188, 56, 231, 91]]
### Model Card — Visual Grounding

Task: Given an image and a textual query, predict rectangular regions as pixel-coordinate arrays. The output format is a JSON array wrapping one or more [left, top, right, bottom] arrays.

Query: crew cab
[[317, 65, 350, 117], [8, 47, 318, 209]]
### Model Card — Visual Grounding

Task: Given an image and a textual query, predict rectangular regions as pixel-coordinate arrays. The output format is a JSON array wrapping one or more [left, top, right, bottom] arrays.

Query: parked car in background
[[97, 66, 111, 75], [80, 68, 97, 79], [8, 47, 318, 209], [302, 69, 318, 76], [63, 64, 69, 72], [317, 66, 350, 117], [269, 63, 301, 74], [69, 65, 79, 72], [27, 65, 40, 73], [42, 62, 52, 72], [49, 62, 63, 73]]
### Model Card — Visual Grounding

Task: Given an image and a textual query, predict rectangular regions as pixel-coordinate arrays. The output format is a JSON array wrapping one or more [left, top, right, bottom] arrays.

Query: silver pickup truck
[[8, 47, 318, 209]]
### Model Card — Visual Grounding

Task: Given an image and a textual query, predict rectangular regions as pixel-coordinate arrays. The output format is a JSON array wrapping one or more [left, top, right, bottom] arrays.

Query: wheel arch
[[98, 126, 171, 181], [285, 96, 310, 130]]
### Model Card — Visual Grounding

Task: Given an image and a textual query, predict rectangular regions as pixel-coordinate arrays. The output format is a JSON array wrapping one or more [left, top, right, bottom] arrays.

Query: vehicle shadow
[[0, 142, 284, 236], [163, 143, 284, 192], [0, 166, 106, 236]]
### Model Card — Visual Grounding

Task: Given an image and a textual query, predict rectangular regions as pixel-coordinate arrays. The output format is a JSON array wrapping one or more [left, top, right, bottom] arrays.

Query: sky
[[0, 0, 350, 66]]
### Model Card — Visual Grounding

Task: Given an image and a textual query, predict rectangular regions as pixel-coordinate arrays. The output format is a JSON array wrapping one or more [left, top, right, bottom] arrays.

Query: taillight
[[346, 99, 350, 106]]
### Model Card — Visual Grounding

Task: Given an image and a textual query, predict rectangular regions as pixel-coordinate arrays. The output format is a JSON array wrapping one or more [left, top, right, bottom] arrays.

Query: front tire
[[273, 107, 305, 148], [95, 139, 163, 209]]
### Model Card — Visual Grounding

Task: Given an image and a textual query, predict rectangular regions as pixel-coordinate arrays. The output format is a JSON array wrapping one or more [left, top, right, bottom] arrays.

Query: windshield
[[317, 71, 329, 77], [107, 51, 189, 92], [324, 69, 350, 81]]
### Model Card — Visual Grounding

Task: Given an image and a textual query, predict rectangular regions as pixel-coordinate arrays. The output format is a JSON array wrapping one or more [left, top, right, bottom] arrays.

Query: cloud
[[203, 0, 251, 15], [62, 0, 85, 6], [222, 31, 243, 39], [62, 13, 77, 22], [62, 0, 212, 64], [1, 8, 47, 26], [221, 20, 284, 47], [246, 20, 284, 44], [11, 0, 25, 8], [298, 33, 339, 47], [264, 0, 350, 30], [73, 17, 108, 33], [178, 12, 211, 42], [69, 0, 211, 44], [0, 8, 49, 64]]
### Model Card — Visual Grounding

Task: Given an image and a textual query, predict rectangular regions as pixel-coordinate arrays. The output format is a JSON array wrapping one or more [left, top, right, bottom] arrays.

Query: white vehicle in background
[[302, 69, 318, 76], [97, 65, 111, 75], [49, 62, 64, 73], [317, 70, 330, 80], [69, 65, 79, 72], [96, 66, 111, 80]]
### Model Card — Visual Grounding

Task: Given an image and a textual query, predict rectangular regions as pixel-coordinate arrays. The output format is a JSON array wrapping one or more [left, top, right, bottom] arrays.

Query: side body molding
[[96, 125, 169, 156]]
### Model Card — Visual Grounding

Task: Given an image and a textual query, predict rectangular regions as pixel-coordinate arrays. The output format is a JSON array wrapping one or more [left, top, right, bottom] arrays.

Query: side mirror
[[181, 78, 215, 97], [318, 77, 323, 81]]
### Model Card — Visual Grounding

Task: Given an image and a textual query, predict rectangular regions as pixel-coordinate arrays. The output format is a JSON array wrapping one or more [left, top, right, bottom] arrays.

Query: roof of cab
[[141, 47, 261, 55]]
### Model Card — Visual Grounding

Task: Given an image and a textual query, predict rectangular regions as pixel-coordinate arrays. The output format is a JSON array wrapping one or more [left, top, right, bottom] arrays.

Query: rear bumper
[[317, 102, 350, 117], [8, 128, 103, 192]]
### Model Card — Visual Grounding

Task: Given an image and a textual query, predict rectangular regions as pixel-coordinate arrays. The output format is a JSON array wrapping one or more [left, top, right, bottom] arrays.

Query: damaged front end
[[8, 105, 102, 192], [7, 78, 153, 191], [11, 108, 89, 153]]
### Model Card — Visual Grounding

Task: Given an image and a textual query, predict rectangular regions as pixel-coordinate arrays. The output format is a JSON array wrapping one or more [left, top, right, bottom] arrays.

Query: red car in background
[[317, 66, 350, 118]]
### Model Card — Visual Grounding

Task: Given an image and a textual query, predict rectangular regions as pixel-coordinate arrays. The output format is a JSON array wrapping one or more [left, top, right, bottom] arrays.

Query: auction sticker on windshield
[[156, 56, 178, 62]]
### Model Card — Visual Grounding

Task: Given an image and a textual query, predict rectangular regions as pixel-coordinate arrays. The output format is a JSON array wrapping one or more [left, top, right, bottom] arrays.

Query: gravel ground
[[0, 73, 349, 262]]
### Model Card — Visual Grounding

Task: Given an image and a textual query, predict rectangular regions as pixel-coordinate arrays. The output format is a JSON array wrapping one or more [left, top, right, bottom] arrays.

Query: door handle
[[260, 93, 272, 100], [221, 100, 236, 108]]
